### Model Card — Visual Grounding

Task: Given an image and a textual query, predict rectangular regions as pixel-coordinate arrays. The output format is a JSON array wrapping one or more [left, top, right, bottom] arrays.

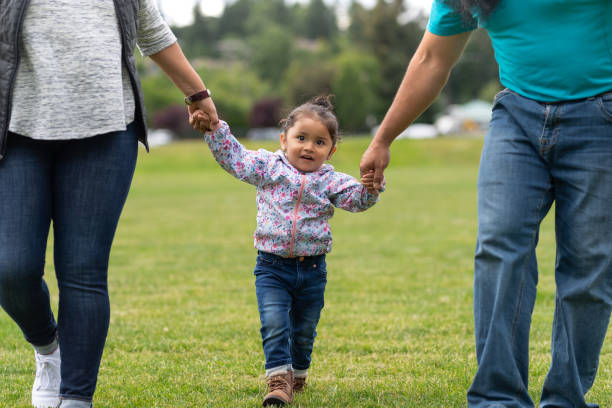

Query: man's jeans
[[0, 124, 138, 401], [254, 251, 327, 372], [468, 89, 612, 408]]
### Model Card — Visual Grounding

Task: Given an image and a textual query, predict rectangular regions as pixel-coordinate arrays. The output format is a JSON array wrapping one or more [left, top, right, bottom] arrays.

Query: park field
[[0, 135, 610, 407]]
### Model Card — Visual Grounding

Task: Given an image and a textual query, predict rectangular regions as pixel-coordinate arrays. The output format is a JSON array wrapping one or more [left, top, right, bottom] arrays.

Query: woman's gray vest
[[0, 0, 149, 161]]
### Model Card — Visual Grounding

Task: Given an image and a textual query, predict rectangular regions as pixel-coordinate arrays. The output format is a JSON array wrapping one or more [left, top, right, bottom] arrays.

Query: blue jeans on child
[[254, 251, 327, 373], [467, 89, 612, 408], [0, 124, 138, 401]]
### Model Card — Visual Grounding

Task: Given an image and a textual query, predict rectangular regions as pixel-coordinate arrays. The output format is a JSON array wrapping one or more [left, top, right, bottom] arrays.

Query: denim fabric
[[468, 89, 612, 408], [254, 251, 327, 371], [0, 123, 138, 401]]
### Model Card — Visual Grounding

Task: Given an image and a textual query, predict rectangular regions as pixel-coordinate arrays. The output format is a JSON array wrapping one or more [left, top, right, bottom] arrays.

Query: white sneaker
[[31, 346, 61, 408], [57, 399, 93, 407]]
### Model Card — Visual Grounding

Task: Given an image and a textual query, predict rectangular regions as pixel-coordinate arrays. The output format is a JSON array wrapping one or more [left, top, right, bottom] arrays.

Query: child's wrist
[[211, 120, 224, 133]]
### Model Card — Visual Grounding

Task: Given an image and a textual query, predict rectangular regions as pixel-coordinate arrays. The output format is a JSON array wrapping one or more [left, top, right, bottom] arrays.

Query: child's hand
[[187, 95, 218, 131], [189, 109, 208, 132], [190, 110, 222, 133], [361, 170, 382, 194]]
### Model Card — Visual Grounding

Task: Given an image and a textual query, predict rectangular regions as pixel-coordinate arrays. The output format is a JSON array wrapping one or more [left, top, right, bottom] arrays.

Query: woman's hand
[[190, 109, 222, 133], [188, 97, 219, 132]]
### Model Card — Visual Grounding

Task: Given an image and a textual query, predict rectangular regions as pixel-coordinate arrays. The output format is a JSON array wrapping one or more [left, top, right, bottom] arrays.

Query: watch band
[[184, 89, 211, 105]]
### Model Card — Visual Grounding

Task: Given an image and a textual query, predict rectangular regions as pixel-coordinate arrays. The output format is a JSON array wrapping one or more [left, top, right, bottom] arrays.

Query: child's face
[[280, 116, 337, 173]]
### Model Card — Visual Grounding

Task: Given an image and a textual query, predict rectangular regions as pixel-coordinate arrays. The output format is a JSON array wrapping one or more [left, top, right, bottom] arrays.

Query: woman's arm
[[359, 30, 472, 190], [149, 43, 219, 129], [136, 0, 219, 130]]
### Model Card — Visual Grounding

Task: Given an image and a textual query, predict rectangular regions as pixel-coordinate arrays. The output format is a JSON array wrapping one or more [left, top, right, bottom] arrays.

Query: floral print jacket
[[204, 121, 381, 257]]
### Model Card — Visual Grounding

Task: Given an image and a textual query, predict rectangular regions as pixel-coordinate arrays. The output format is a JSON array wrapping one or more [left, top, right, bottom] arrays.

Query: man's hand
[[360, 140, 390, 193]]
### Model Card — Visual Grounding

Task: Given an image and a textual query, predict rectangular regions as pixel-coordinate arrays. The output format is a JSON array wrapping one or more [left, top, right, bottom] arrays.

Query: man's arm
[[360, 30, 472, 190]]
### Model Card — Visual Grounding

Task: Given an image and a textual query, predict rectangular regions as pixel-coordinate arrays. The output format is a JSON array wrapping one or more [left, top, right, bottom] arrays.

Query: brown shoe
[[293, 376, 307, 393], [263, 371, 293, 406]]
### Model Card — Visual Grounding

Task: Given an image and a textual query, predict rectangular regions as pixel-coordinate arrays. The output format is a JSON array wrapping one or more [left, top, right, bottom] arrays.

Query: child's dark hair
[[280, 95, 340, 147]]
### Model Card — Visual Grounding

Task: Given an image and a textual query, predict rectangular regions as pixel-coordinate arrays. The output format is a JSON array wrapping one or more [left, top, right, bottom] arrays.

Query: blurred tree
[[301, 0, 338, 40], [218, 0, 253, 37], [171, 3, 220, 58], [446, 29, 500, 103], [283, 58, 335, 109], [332, 50, 382, 131], [248, 23, 293, 84], [140, 70, 184, 123], [197, 64, 272, 133], [347, 1, 366, 43], [244, 0, 292, 35], [348, 0, 424, 116], [478, 79, 503, 102], [217, 37, 250, 61]]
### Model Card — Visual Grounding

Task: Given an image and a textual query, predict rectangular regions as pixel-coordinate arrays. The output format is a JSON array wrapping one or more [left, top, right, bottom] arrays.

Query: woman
[[360, 1, 611, 407], [0, 0, 217, 407]]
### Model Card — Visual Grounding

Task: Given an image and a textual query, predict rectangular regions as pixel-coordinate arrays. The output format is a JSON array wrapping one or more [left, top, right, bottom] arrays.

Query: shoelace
[[268, 377, 289, 391], [35, 355, 60, 390], [293, 377, 306, 390]]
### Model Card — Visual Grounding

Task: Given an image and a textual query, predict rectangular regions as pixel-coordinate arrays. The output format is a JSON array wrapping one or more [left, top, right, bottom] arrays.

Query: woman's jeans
[[468, 90, 612, 408], [254, 251, 327, 372], [0, 124, 138, 401]]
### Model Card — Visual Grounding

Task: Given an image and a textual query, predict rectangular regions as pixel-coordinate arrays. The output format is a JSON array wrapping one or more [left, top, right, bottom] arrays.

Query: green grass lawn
[[0, 135, 610, 407]]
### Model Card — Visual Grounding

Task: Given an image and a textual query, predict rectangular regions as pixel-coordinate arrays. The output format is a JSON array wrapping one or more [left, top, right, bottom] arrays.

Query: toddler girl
[[195, 96, 382, 406]]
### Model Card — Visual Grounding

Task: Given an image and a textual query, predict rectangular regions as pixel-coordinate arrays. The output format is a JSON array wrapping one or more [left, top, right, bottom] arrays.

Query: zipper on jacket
[[1, 0, 31, 161], [288, 174, 306, 257]]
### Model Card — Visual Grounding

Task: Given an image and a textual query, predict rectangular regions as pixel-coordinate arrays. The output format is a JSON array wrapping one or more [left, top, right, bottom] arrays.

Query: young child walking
[[194, 96, 382, 406]]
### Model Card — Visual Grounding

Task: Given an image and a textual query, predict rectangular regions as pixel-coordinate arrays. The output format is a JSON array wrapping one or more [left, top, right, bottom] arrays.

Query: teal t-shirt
[[427, 0, 612, 101]]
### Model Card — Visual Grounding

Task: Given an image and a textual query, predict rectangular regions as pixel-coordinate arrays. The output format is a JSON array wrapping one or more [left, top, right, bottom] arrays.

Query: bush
[[283, 59, 335, 108], [151, 105, 193, 139], [196, 63, 272, 136], [249, 98, 283, 128], [332, 50, 383, 132], [140, 69, 184, 126]]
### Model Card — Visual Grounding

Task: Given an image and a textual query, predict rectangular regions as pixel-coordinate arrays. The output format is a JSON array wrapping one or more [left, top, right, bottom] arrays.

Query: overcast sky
[[158, 0, 431, 27]]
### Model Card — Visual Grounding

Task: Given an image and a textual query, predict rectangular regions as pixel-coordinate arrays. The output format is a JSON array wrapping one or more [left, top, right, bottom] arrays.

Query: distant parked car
[[371, 123, 438, 139], [247, 128, 281, 141], [147, 128, 174, 148], [435, 99, 492, 135]]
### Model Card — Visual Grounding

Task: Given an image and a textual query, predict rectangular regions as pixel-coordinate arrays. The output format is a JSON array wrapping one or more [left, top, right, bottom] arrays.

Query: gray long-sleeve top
[[9, 0, 176, 140]]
